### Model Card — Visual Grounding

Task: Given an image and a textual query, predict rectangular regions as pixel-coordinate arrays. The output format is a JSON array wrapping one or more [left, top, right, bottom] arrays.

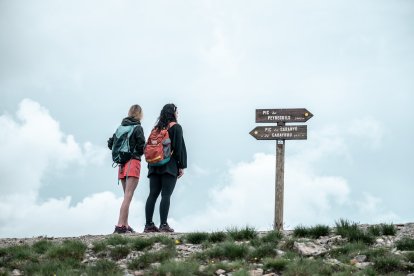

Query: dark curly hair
[[154, 103, 177, 130]]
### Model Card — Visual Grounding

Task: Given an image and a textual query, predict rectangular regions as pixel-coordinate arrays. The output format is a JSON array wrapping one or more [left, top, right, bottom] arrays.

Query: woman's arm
[[171, 124, 187, 169]]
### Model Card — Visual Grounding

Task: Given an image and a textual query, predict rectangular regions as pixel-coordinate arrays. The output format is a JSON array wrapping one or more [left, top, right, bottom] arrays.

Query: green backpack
[[111, 125, 137, 165]]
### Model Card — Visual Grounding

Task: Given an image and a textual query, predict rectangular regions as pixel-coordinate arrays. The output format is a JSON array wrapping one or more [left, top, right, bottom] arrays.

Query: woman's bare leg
[[117, 177, 139, 227]]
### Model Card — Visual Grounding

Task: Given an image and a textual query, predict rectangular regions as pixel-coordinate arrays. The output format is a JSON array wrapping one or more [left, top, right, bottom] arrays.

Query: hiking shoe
[[144, 222, 160, 233], [126, 226, 136, 233], [159, 223, 174, 233], [113, 225, 127, 234]]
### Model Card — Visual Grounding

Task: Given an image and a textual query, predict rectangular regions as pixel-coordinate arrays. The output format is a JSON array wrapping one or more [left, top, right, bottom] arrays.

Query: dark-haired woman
[[144, 104, 187, 233], [108, 105, 145, 234]]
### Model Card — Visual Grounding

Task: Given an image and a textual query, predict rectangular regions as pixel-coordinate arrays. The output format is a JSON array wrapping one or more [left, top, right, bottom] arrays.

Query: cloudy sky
[[1, 0, 413, 238]]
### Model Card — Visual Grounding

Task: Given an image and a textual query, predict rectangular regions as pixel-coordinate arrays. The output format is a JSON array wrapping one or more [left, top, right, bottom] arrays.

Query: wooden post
[[275, 139, 285, 230], [274, 122, 285, 231]]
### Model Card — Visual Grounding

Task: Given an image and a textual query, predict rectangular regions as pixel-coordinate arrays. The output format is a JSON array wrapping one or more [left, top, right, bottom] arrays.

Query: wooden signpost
[[250, 108, 313, 231]]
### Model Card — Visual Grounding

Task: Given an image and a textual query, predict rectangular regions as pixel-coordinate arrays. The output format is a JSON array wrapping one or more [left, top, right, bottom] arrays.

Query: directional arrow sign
[[256, 108, 313, 123], [249, 125, 307, 140]]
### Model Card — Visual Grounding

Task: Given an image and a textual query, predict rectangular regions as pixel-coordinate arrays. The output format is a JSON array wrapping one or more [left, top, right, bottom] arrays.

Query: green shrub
[[149, 260, 199, 276], [87, 259, 123, 275], [184, 232, 210, 244], [405, 251, 414, 263], [261, 231, 283, 243], [150, 235, 175, 248], [335, 219, 374, 244], [205, 242, 250, 260], [367, 225, 382, 236], [362, 247, 388, 261], [309, 224, 330, 238], [109, 245, 130, 260], [47, 240, 86, 261], [32, 240, 55, 254], [280, 238, 296, 251], [130, 237, 154, 251], [209, 231, 228, 243], [293, 225, 309, 238], [23, 258, 83, 275], [380, 223, 396, 236], [128, 249, 175, 270], [373, 255, 403, 273], [227, 226, 257, 241], [396, 238, 414, 251], [106, 235, 129, 246], [92, 240, 107, 253], [250, 243, 277, 259], [263, 258, 288, 271], [285, 258, 334, 276]]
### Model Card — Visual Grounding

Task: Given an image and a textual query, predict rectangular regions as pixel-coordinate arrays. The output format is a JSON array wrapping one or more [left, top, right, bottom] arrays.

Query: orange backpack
[[144, 122, 176, 166]]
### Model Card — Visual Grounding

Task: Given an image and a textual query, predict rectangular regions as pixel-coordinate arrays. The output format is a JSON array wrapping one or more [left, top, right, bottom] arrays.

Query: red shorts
[[118, 159, 141, 179]]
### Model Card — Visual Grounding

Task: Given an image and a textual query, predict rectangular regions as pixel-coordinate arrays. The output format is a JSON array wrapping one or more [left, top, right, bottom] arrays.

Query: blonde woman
[[108, 105, 145, 233]]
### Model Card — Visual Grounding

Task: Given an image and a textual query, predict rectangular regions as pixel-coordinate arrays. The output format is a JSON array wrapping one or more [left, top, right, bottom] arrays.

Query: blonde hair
[[128, 104, 142, 120]]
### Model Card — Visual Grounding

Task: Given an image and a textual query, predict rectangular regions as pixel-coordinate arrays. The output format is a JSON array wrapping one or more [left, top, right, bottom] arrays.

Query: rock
[[276, 249, 285, 256], [216, 269, 226, 275], [134, 271, 145, 276], [324, 258, 341, 266], [294, 241, 328, 256], [249, 268, 264, 276], [263, 273, 278, 276], [151, 262, 161, 269], [198, 265, 206, 272], [354, 255, 367, 263], [12, 269, 22, 276], [355, 262, 372, 269]]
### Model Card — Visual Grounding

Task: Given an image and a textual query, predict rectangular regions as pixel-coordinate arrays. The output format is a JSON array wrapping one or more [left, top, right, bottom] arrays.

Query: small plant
[[32, 240, 54, 254], [106, 234, 129, 246], [373, 255, 403, 273], [109, 245, 131, 260], [405, 251, 414, 263], [368, 225, 382, 236], [92, 240, 107, 253], [150, 235, 175, 248], [280, 238, 296, 251], [284, 258, 334, 275], [380, 223, 396, 236], [209, 231, 228, 243], [184, 232, 210, 244], [263, 258, 288, 271], [362, 247, 388, 261], [261, 230, 283, 243], [227, 226, 257, 241], [47, 240, 86, 261], [128, 248, 175, 270], [149, 260, 199, 276], [130, 237, 154, 251], [250, 243, 277, 259], [87, 259, 123, 275], [309, 224, 330, 238], [205, 242, 250, 260], [396, 237, 414, 251], [293, 225, 309, 238], [335, 219, 374, 244]]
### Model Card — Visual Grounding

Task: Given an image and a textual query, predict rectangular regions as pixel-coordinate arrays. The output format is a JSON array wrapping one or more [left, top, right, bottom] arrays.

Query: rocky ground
[[1, 222, 414, 275]]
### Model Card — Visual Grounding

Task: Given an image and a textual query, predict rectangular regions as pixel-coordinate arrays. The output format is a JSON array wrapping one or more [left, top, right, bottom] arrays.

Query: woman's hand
[[178, 168, 184, 179]]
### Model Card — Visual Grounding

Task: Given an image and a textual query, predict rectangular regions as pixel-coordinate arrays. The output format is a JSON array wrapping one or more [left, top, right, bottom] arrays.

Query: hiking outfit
[[144, 122, 187, 232], [108, 117, 145, 180], [108, 116, 145, 234]]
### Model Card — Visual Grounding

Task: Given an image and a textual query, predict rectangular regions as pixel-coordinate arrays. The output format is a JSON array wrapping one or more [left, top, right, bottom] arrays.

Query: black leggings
[[145, 174, 177, 225]]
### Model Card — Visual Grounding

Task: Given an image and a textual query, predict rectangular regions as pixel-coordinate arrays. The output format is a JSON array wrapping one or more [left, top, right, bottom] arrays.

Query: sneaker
[[126, 226, 136, 233], [144, 222, 160, 233], [113, 225, 127, 234], [159, 223, 174, 233]]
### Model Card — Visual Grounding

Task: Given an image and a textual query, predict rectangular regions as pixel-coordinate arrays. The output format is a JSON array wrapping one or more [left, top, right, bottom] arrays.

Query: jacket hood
[[121, 116, 141, 126]]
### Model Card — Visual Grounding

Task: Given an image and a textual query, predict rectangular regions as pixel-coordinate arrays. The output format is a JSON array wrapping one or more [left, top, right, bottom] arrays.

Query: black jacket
[[107, 117, 145, 160], [148, 123, 187, 178]]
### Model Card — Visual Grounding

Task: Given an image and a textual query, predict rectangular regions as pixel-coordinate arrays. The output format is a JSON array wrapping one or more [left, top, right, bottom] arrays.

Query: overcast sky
[[1, 0, 413, 238]]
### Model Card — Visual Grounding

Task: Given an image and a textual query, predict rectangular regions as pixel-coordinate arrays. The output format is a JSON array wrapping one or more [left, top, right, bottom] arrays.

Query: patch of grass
[[184, 232, 210, 244], [109, 245, 130, 260], [227, 226, 257, 241], [405, 251, 414, 263], [367, 225, 382, 236], [150, 235, 175, 248], [381, 223, 397, 236], [149, 260, 199, 276], [209, 231, 228, 243], [335, 219, 374, 244], [130, 237, 154, 251], [284, 258, 334, 276], [396, 238, 414, 251], [47, 240, 86, 261], [23, 258, 83, 276], [32, 240, 54, 254], [0, 244, 36, 269], [373, 255, 403, 273], [329, 242, 369, 263], [263, 258, 288, 271], [293, 225, 309, 238], [250, 243, 277, 260], [362, 247, 388, 261], [86, 259, 123, 275], [261, 231, 283, 243], [204, 242, 250, 261], [128, 248, 176, 270], [92, 240, 107, 254], [106, 234, 130, 246], [280, 238, 296, 251], [202, 261, 245, 275], [231, 269, 249, 276]]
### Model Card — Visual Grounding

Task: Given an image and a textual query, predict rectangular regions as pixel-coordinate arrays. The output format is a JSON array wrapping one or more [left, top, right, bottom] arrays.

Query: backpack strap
[[168, 122, 177, 129]]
